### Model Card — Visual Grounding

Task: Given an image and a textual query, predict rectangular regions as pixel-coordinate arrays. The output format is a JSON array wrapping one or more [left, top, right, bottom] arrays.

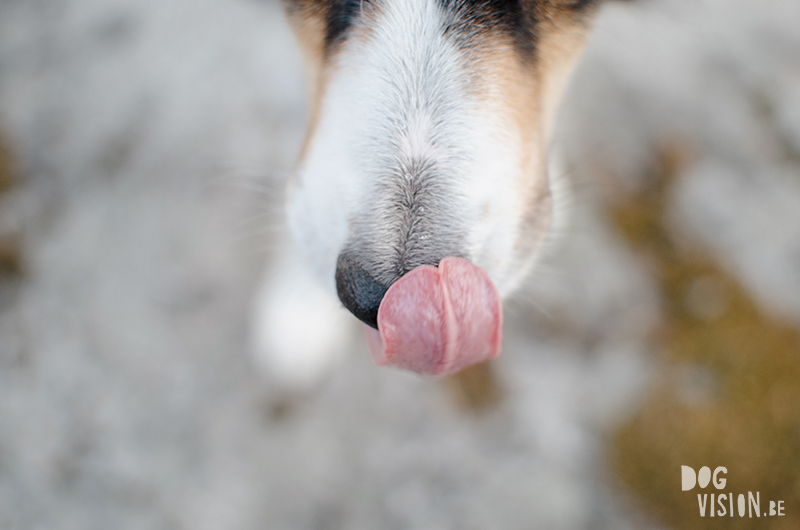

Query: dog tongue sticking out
[[364, 257, 502, 376]]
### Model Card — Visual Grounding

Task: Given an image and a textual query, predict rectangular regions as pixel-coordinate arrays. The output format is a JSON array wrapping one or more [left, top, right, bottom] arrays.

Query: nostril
[[335, 253, 389, 329]]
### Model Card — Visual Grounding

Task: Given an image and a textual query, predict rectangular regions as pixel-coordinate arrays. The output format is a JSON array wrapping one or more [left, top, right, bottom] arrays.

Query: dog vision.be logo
[[682, 466, 786, 518]]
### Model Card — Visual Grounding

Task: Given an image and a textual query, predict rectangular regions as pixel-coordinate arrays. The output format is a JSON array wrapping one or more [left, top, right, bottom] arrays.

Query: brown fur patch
[[284, 3, 328, 166], [464, 13, 592, 258]]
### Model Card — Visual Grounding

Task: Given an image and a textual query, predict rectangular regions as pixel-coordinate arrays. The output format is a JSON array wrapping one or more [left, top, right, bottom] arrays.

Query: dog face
[[283, 0, 598, 333]]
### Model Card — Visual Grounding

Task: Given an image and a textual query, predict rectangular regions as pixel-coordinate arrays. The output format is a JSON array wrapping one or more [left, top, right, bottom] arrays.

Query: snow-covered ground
[[0, 0, 798, 528]]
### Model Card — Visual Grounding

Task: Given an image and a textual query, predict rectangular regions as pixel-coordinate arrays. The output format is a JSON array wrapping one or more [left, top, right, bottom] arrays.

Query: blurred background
[[1, 0, 799, 528]]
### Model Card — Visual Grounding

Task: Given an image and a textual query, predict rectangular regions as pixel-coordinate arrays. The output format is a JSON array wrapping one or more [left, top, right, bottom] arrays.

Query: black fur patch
[[568, 0, 600, 9], [325, 0, 364, 51], [440, 0, 538, 58], [439, 0, 600, 59]]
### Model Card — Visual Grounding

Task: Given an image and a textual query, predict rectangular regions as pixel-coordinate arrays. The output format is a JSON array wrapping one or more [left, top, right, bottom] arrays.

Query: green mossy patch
[[608, 145, 800, 529], [0, 136, 22, 276]]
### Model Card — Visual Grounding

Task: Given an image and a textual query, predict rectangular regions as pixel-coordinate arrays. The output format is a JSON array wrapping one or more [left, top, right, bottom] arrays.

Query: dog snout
[[335, 253, 390, 329]]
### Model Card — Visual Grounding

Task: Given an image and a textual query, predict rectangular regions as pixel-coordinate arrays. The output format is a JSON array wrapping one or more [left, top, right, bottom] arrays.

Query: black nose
[[335, 253, 389, 329]]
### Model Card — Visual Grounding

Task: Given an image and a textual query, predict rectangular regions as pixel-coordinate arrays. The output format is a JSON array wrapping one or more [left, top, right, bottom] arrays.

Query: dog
[[252, 0, 602, 388]]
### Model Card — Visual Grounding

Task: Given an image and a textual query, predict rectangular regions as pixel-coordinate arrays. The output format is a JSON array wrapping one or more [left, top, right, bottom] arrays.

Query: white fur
[[251, 245, 353, 389]]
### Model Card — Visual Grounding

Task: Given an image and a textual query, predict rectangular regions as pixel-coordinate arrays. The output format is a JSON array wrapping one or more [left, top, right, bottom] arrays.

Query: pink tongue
[[364, 257, 502, 376]]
